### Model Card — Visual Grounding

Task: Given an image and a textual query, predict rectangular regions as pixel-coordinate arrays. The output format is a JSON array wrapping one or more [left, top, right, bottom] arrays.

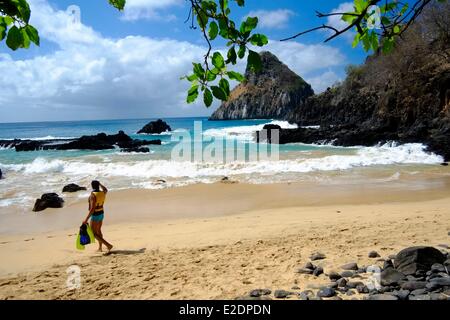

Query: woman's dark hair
[[91, 180, 100, 191]]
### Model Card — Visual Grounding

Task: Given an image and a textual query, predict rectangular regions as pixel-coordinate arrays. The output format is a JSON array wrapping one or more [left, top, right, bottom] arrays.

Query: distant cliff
[[210, 51, 314, 120]]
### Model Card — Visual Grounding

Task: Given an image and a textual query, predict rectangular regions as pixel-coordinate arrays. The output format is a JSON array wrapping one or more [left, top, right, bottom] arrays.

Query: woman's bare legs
[[91, 220, 113, 252]]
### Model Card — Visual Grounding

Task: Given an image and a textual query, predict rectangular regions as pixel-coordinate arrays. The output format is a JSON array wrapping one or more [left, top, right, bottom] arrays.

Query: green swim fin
[[76, 233, 85, 250], [87, 224, 95, 244]]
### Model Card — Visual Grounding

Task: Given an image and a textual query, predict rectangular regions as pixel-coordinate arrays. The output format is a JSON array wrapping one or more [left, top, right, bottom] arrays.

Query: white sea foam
[[1, 143, 442, 180], [203, 120, 298, 141], [0, 135, 76, 141]]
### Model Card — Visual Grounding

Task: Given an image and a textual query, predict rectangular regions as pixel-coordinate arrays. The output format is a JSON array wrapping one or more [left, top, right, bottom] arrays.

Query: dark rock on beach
[[121, 147, 151, 153], [395, 246, 446, 275], [317, 287, 335, 298], [368, 294, 399, 301], [310, 252, 326, 261], [249, 289, 271, 297], [33, 193, 64, 212], [62, 184, 87, 193], [380, 267, 406, 286], [274, 290, 291, 299], [137, 119, 172, 134], [369, 251, 380, 258], [328, 271, 342, 281], [341, 262, 359, 271], [0, 168, 2, 179]]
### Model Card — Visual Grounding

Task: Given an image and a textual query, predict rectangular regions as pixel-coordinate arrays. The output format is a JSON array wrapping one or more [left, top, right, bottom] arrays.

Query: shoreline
[[0, 177, 449, 299]]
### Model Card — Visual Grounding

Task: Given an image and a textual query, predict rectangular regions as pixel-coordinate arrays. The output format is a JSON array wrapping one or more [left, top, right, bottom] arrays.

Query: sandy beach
[[0, 175, 449, 300]]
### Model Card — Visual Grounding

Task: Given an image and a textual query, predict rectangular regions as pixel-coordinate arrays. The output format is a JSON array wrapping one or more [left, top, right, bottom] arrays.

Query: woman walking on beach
[[83, 180, 113, 253]]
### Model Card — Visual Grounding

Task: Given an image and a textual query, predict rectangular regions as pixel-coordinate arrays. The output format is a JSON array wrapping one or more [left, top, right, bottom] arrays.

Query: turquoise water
[[0, 117, 445, 212]]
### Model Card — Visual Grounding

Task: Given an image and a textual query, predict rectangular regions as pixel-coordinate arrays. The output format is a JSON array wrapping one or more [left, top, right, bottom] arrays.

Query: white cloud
[[326, 2, 356, 41], [245, 9, 295, 29], [120, 0, 183, 21], [0, 0, 348, 122], [307, 71, 342, 92]]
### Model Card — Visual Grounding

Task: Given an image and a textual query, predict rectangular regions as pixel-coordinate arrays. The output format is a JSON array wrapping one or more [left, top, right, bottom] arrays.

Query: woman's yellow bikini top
[[92, 191, 105, 212]]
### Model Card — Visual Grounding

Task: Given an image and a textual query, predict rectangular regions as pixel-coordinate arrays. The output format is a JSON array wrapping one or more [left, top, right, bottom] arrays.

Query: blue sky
[[0, 0, 371, 122]]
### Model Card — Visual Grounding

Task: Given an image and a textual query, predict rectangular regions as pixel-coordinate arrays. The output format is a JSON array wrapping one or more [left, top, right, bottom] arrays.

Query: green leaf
[[219, 0, 229, 10], [240, 16, 258, 34], [247, 50, 262, 72], [0, 25, 6, 42], [186, 74, 198, 82], [226, 46, 237, 65], [211, 86, 227, 101], [197, 10, 209, 29], [393, 25, 401, 34], [354, 0, 367, 13], [193, 63, 205, 79], [227, 71, 245, 82], [212, 52, 225, 69], [20, 27, 30, 48], [249, 33, 268, 46], [6, 26, 23, 51], [219, 78, 230, 97], [236, 0, 245, 6], [108, 0, 126, 11], [203, 88, 213, 107], [218, 18, 229, 38], [352, 33, 360, 48], [24, 25, 39, 46], [206, 70, 217, 81], [238, 45, 246, 59], [208, 21, 219, 40], [187, 84, 199, 104], [13, 0, 31, 24]]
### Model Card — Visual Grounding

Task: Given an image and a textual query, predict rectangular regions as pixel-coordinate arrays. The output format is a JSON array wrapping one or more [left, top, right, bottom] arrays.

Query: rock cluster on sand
[[0, 131, 161, 153], [239, 245, 450, 300], [62, 184, 87, 193], [33, 193, 64, 212], [137, 119, 172, 134]]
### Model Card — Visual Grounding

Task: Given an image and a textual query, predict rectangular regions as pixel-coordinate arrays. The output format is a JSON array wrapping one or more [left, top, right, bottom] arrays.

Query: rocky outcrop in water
[[33, 193, 64, 212], [0, 131, 161, 152], [62, 184, 87, 193], [210, 51, 314, 120], [137, 119, 172, 134]]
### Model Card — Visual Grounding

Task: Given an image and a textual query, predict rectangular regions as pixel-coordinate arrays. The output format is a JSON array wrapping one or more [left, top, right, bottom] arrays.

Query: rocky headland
[[210, 51, 314, 120], [213, 7, 450, 161]]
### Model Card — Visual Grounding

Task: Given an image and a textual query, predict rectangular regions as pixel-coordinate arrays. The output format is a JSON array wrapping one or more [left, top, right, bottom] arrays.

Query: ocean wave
[[0, 135, 76, 141], [203, 120, 298, 141], [1, 143, 442, 179]]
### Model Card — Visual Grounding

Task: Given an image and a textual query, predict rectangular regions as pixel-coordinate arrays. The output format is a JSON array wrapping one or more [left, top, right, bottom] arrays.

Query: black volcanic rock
[[33, 193, 64, 212], [210, 51, 314, 120], [8, 131, 160, 152], [62, 184, 87, 193], [121, 147, 151, 153], [137, 119, 172, 134], [249, 9, 450, 160], [0, 168, 2, 179], [395, 246, 446, 275]]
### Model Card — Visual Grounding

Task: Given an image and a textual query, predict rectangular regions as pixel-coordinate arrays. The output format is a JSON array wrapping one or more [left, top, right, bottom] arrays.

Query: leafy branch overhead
[[282, 0, 448, 54], [0, 0, 39, 50], [181, 0, 448, 107], [0, 0, 447, 107], [182, 0, 268, 107]]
